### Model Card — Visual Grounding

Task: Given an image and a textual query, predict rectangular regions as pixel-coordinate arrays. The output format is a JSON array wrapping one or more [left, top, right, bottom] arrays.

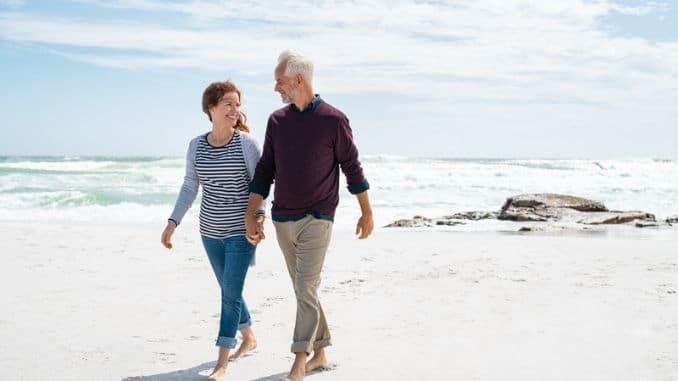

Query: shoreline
[[4, 217, 677, 240]]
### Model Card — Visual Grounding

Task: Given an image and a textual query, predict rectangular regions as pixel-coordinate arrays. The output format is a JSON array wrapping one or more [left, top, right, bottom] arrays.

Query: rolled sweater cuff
[[249, 180, 271, 199], [347, 179, 370, 195]]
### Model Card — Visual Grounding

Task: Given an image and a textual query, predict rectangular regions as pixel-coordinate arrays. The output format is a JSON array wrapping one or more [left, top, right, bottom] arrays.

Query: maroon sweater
[[249, 96, 369, 221]]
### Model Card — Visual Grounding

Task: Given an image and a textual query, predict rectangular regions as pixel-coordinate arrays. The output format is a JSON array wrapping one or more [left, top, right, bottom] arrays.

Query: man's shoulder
[[269, 105, 292, 120], [316, 99, 347, 121]]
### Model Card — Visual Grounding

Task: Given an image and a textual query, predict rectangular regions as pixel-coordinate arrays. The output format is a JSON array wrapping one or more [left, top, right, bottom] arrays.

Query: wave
[[1, 156, 677, 225]]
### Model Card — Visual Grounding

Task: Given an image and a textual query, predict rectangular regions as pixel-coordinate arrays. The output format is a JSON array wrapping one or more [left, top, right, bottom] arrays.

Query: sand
[[1, 221, 677, 380]]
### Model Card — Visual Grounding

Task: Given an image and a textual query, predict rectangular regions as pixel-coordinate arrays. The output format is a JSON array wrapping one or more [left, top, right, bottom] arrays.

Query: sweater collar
[[290, 94, 321, 113]]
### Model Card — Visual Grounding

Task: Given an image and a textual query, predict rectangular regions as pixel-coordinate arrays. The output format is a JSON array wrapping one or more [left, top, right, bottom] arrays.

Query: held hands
[[245, 213, 266, 245], [161, 220, 176, 249], [355, 213, 374, 239]]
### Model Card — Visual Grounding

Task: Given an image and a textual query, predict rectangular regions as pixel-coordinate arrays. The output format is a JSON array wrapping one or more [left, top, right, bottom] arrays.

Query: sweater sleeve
[[241, 132, 267, 216], [169, 137, 200, 224], [248, 117, 276, 199], [335, 116, 369, 194]]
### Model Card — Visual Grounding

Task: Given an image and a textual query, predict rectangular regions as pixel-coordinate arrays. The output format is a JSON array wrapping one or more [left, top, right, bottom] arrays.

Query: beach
[[2, 221, 677, 381]]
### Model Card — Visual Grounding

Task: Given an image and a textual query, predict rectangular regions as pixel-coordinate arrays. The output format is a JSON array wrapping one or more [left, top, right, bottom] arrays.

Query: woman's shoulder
[[238, 131, 259, 146], [185, 133, 208, 156], [189, 132, 209, 145]]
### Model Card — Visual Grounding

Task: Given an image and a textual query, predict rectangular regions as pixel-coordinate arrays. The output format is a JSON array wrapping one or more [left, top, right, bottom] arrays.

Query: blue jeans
[[201, 234, 256, 348]]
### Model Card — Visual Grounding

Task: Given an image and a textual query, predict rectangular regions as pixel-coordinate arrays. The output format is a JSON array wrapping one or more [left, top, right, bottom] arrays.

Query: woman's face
[[210, 91, 241, 127]]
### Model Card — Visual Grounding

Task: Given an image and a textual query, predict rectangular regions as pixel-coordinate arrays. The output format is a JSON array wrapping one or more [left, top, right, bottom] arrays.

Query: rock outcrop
[[499, 193, 607, 222], [498, 193, 654, 225], [386, 193, 662, 229]]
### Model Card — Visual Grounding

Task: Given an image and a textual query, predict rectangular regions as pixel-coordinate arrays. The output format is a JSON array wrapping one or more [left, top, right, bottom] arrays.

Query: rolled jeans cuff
[[216, 336, 237, 349], [238, 320, 252, 330], [290, 339, 332, 354]]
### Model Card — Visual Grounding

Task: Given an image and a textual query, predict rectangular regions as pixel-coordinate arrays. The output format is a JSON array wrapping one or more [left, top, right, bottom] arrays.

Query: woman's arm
[[162, 137, 200, 249]]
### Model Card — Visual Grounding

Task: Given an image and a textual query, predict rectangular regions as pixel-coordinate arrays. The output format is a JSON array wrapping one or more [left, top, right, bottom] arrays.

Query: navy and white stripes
[[194, 131, 250, 238]]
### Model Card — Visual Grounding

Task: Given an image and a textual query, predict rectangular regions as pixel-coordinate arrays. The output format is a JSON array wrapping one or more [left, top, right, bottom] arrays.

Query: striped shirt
[[194, 131, 250, 238]]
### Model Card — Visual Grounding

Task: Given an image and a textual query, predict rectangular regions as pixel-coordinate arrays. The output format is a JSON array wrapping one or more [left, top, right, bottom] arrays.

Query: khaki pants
[[273, 215, 333, 354]]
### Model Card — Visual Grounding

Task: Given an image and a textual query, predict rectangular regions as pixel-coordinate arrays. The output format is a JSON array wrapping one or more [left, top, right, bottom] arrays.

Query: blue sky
[[1, 0, 677, 158]]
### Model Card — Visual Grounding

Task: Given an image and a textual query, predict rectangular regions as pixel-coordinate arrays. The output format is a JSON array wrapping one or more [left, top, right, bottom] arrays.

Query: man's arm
[[245, 193, 265, 244], [334, 116, 373, 239], [335, 116, 369, 193], [246, 118, 276, 244], [355, 190, 373, 239]]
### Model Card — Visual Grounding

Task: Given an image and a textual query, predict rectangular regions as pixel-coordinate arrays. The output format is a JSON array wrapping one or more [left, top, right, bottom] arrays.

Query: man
[[245, 50, 373, 381]]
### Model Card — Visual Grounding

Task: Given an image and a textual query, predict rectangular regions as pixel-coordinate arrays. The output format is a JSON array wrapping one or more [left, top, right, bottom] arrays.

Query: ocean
[[1, 156, 677, 230]]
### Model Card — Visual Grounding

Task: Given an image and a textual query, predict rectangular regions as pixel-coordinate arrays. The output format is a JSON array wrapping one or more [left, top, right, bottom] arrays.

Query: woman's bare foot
[[207, 364, 227, 381], [229, 338, 257, 361], [305, 349, 329, 372], [208, 346, 230, 381]]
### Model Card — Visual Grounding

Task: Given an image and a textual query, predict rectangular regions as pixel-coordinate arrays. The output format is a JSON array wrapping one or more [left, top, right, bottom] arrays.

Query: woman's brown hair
[[202, 80, 250, 133]]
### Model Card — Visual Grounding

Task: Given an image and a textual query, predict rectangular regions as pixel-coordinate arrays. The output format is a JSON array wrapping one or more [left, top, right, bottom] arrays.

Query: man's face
[[274, 64, 297, 104]]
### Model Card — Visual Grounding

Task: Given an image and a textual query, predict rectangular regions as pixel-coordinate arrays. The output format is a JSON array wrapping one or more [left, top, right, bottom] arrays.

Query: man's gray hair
[[278, 50, 314, 82]]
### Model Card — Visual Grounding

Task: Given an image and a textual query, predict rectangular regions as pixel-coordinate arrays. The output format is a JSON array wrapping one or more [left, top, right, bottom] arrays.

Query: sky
[[1, 0, 677, 159]]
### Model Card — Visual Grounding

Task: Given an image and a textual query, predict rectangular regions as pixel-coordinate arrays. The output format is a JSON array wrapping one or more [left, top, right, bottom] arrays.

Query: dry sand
[[1, 221, 677, 380]]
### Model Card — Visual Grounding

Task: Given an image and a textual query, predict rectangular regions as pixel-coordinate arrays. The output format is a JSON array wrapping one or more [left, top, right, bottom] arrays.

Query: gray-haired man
[[245, 50, 373, 381]]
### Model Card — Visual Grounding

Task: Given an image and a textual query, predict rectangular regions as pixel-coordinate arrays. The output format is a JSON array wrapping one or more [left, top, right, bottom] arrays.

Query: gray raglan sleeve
[[242, 133, 266, 217], [169, 137, 200, 225]]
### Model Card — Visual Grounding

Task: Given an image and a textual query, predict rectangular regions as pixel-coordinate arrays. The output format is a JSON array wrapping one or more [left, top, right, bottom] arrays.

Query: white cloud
[[1, 0, 677, 108]]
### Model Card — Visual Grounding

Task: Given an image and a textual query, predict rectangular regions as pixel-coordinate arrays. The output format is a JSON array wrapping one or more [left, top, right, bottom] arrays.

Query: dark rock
[[579, 211, 655, 225], [518, 227, 532, 232], [436, 220, 465, 226], [666, 215, 678, 224], [443, 211, 499, 220], [384, 216, 432, 228], [635, 221, 662, 228], [499, 193, 607, 222], [501, 194, 607, 213], [499, 193, 654, 226], [385, 193, 658, 230]]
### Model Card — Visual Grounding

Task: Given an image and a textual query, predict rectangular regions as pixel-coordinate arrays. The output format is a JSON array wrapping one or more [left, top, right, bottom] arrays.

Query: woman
[[161, 80, 265, 381]]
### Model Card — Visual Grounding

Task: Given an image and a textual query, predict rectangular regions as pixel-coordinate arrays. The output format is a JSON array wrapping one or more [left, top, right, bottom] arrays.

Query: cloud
[[1, 0, 677, 108]]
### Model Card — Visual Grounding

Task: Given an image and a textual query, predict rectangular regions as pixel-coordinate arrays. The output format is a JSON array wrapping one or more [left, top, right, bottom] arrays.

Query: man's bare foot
[[281, 370, 304, 381], [281, 353, 306, 381], [305, 350, 329, 372], [207, 364, 227, 381], [229, 338, 257, 361]]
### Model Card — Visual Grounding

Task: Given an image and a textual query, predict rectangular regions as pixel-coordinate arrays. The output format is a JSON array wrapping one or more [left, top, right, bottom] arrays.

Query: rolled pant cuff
[[238, 321, 252, 330], [215, 336, 237, 348], [290, 339, 332, 354]]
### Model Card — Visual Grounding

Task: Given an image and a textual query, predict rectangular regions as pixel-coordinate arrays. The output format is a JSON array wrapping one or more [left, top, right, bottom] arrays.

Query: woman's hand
[[161, 220, 176, 249]]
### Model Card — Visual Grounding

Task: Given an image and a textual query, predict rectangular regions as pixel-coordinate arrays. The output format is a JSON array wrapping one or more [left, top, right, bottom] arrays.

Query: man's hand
[[355, 212, 374, 239], [246, 213, 266, 245], [161, 220, 176, 249]]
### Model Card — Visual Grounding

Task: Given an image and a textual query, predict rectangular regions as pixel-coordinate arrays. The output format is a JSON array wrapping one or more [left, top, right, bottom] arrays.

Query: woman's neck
[[209, 123, 235, 146]]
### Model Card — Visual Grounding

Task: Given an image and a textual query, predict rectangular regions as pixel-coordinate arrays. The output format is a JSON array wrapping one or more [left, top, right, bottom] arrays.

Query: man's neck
[[293, 90, 315, 111]]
